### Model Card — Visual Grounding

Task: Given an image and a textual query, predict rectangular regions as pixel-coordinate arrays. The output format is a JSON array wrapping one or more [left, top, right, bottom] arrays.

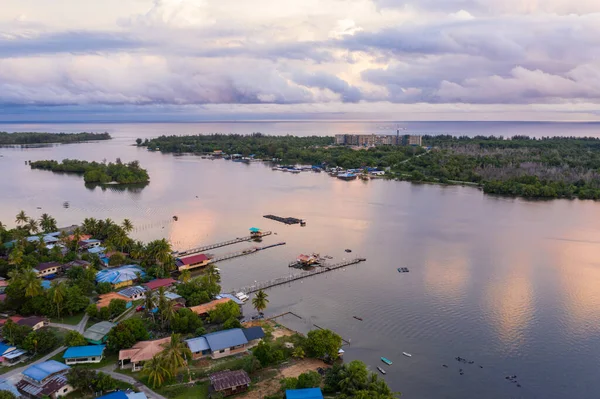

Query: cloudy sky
[[2, 0, 600, 121]]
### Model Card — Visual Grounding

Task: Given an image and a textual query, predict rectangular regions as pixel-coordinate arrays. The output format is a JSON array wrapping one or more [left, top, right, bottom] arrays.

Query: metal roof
[[118, 286, 146, 298], [176, 253, 209, 266], [209, 370, 251, 391], [164, 292, 182, 301], [83, 321, 116, 342], [143, 278, 175, 290], [0, 342, 15, 356], [88, 246, 106, 254], [35, 262, 61, 271], [185, 336, 210, 353], [63, 345, 105, 359], [17, 374, 68, 397], [96, 265, 145, 284], [285, 388, 324, 399], [22, 360, 70, 383], [215, 293, 244, 305], [3, 349, 27, 359], [243, 327, 265, 342], [203, 328, 248, 352], [97, 392, 128, 399]]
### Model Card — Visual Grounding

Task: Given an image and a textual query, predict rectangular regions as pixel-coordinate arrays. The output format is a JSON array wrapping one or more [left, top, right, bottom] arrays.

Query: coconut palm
[[144, 291, 155, 315], [122, 219, 134, 234], [161, 334, 192, 376], [39, 213, 57, 233], [142, 355, 171, 388], [252, 289, 269, 314], [21, 270, 43, 298], [25, 218, 39, 234], [205, 264, 221, 285], [160, 300, 177, 329], [71, 227, 83, 251], [129, 241, 145, 260], [50, 281, 67, 318], [179, 270, 191, 283], [82, 218, 98, 235], [8, 245, 24, 266], [15, 210, 28, 226]]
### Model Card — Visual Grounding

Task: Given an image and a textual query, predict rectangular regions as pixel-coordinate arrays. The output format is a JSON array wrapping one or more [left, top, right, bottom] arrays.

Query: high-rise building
[[335, 133, 421, 147]]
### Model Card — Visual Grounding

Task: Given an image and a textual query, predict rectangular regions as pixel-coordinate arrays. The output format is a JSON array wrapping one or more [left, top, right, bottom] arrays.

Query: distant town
[[335, 132, 423, 147]]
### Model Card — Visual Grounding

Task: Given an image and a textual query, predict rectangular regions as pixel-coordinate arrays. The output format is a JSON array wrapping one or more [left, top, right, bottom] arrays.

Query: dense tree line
[[29, 158, 149, 184], [0, 132, 111, 145]]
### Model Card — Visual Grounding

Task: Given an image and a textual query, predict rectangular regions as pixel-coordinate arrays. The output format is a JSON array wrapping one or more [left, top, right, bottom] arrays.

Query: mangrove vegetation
[[30, 158, 150, 185], [0, 132, 111, 145]]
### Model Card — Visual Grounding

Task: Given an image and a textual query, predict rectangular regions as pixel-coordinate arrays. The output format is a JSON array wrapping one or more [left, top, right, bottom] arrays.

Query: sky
[[1, 0, 600, 121]]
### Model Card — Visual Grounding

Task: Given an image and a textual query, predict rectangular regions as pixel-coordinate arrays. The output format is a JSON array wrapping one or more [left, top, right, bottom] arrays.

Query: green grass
[[49, 312, 85, 325], [156, 381, 209, 399]]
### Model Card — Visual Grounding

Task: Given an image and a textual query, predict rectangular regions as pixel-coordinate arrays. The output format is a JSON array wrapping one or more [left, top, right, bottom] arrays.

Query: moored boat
[[337, 172, 357, 181], [403, 352, 412, 357], [377, 366, 386, 375], [381, 357, 393, 365], [235, 292, 250, 302]]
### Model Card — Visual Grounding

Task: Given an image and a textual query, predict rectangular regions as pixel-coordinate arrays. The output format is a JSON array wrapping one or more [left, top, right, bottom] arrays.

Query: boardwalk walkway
[[175, 232, 272, 256], [231, 257, 366, 294]]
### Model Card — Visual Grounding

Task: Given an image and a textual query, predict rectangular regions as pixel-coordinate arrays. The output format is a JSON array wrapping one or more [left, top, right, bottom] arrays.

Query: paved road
[[0, 346, 67, 382], [100, 365, 168, 399], [48, 313, 90, 333]]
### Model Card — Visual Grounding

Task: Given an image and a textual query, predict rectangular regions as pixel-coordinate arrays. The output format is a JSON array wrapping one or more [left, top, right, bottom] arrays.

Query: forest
[[30, 158, 150, 184], [0, 132, 111, 145]]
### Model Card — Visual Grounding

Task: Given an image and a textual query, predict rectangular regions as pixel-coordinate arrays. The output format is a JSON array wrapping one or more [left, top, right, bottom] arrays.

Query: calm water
[[2, 122, 600, 399]]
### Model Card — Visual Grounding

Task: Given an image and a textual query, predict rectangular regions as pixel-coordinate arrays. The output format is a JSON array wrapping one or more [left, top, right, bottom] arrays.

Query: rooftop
[[143, 278, 176, 291], [63, 345, 105, 359], [189, 297, 232, 316], [96, 265, 145, 285], [88, 246, 106, 254], [34, 262, 62, 272], [18, 316, 46, 328], [164, 292, 183, 301], [118, 337, 170, 363], [83, 321, 116, 342], [96, 292, 132, 309], [0, 342, 16, 356], [209, 370, 251, 391], [215, 293, 244, 305], [22, 360, 70, 383], [185, 336, 210, 353], [118, 286, 146, 298], [285, 388, 324, 399], [203, 328, 248, 352], [17, 374, 69, 398], [176, 253, 209, 266], [243, 326, 265, 341]]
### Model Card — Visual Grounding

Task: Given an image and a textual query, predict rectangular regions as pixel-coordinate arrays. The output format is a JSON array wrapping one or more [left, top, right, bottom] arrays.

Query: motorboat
[[235, 292, 250, 302], [377, 366, 386, 375], [381, 357, 393, 365], [403, 352, 412, 357]]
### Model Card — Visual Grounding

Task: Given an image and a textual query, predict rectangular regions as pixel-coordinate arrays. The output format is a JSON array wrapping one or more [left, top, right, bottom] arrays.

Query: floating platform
[[397, 267, 410, 273], [264, 214, 304, 225]]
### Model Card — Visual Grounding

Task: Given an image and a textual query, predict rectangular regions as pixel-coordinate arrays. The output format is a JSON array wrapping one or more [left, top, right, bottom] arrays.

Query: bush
[[223, 317, 242, 330], [96, 282, 113, 294], [86, 303, 98, 318], [65, 331, 88, 347]]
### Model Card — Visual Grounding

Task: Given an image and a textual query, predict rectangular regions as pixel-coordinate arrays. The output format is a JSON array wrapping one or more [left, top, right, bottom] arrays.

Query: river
[[1, 121, 600, 399]]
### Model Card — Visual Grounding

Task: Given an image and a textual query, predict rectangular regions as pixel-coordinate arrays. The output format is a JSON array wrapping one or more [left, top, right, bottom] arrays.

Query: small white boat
[[235, 292, 250, 302], [403, 352, 412, 357], [377, 366, 386, 375]]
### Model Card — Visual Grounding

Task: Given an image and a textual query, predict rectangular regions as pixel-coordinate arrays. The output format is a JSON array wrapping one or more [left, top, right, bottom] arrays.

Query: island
[[0, 132, 111, 145], [30, 159, 150, 185], [138, 133, 600, 201]]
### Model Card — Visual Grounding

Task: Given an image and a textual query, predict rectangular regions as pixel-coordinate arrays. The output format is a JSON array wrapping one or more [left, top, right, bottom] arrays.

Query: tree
[[252, 290, 269, 314], [292, 347, 305, 359], [2, 320, 32, 346], [305, 329, 342, 360], [171, 308, 203, 334], [39, 213, 58, 233], [25, 218, 39, 235], [86, 303, 98, 318], [143, 355, 171, 388], [22, 329, 58, 355], [109, 252, 126, 266], [108, 299, 127, 317], [65, 331, 88, 347], [67, 368, 118, 394], [159, 299, 177, 330], [297, 370, 322, 389], [98, 307, 111, 320], [106, 318, 149, 351], [161, 334, 192, 375], [64, 285, 90, 315], [0, 391, 16, 399], [223, 317, 242, 330], [179, 269, 191, 283], [208, 301, 241, 324], [205, 264, 221, 285], [96, 282, 113, 294], [15, 210, 28, 226], [21, 270, 43, 298], [122, 219, 134, 233], [49, 281, 67, 318]]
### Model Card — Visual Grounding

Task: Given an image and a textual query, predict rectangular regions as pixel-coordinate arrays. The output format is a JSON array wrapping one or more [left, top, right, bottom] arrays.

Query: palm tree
[[122, 219, 134, 234], [39, 213, 57, 233], [179, 270, 191, 283], [25, 218, 39, 234], [205, 264, 221, 285], [130, 241, 145, 260], [142, 355, 171, 388], [252, 290, 269, 314], [71, 227, 83, 251], [82, 218, 98, 235], [21, 270, 43, 298], [15, 210, 28, 226], [144, 291, 155, 315], [160, 300, 177, 329], [50, 281, 67, 319], [161, 334, 192, 376], [8, 244, 24, 266]]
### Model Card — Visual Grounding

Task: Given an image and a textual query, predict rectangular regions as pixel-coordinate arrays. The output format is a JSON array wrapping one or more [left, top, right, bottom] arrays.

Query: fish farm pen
[[173, 231, 273, 256], [263, 215, 305, 225], [211, 242, 286, 263], [231, 257, 366, 294]]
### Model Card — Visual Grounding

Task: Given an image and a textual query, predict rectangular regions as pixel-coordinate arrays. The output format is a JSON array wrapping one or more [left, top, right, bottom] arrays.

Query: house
[[189, 298, 232, 317], [286, 388, 324, 399], [63, 345, 105, 365], [88, 246, 107, 256], [175, 254, 211, 271], [3, 349, 29, 365], [17, 360, 74, 399], [96, 292, 133, 309], [83, 321, 116, 345], [118, 337, 170, 372], [0, 342, 16, 359], [0, 278, 8, 294], [143, 278, 176, 291], [249, 227, 264, 238], [96, 265, 145, 289], [97, 392, 148, 399], [62, 260, 91, 271], [209, 370, 251, 397], [0, 378, 20, 397], [118, 286, 146, 300], [17, 316, 48, 331], [79, 239, 101, 249], [34, 262, 62, 277], [185, 327, 265, 360], [164, 292, 185, 306], [215, 293, 244, 305]]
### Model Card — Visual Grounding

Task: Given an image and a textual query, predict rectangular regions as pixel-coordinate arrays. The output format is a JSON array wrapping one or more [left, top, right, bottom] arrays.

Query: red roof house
[[143, 278, 176, 291], [175, 253, 211, 271]]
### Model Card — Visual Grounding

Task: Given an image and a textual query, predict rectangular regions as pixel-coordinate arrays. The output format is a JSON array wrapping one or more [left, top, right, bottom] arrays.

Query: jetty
[[231, 257, 366, 294], [174, 231, 272, 256], [263, 215, 304, 225], [211, 242, 286, 263]]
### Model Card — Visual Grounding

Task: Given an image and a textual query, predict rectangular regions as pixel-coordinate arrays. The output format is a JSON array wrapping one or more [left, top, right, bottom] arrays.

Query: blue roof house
[[286, 388, 324, 399], [96, 265, 145, 288], [22, 360, 70, 384], [185, 327, 265, 360], [17, 360, 74, 398], [0, 342, 16, 358], [98, 391, 148, 399], [63, 345, 105, 365]]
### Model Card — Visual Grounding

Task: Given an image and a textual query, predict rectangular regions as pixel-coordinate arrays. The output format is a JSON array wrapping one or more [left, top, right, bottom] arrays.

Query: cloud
[[372, 0, 600, 14], [291, 70, 363, 102]]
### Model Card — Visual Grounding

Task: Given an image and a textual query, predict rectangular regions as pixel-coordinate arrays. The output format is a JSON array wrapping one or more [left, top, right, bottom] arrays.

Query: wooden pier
[[174, 231, 272, 256], [267, 311, 303, 321], [231, 257, 366, 294], [211, 242, 286, 263]]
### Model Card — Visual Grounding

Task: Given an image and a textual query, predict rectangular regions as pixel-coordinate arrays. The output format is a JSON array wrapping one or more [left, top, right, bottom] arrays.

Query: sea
[[1, 121, 600, 399]]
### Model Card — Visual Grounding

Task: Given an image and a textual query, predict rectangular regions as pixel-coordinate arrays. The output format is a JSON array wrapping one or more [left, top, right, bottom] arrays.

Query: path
[[100, 365, 168, 399], [47, 313, 90, 333]]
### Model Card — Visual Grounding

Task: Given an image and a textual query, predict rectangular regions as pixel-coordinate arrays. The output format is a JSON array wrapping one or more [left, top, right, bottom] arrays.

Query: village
[[0, 213, 393, 399]]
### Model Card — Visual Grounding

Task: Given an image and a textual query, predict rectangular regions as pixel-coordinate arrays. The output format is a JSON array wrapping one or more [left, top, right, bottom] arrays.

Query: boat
[[381, 357, 393, 365], [377, 366, 386, 375], [402, 352, 412, 357], [235, 292, 250, 302], [353, 316, 363, 321], [337, 172, 357, 181]]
